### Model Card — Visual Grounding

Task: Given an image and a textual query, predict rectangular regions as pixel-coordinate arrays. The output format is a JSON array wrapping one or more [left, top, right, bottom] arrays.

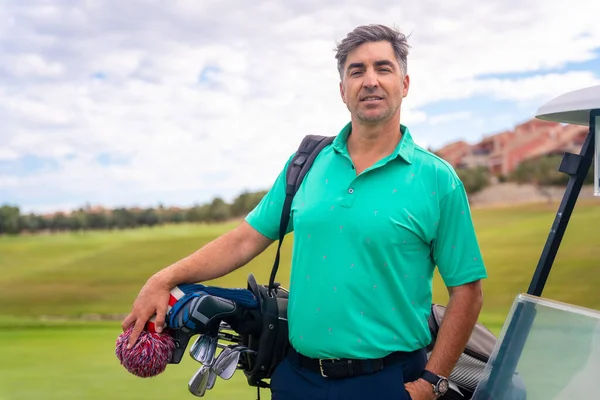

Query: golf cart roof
[[536, 84, 600, 126]]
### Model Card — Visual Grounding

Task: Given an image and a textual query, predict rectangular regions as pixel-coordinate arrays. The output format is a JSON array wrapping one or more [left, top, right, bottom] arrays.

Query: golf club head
[[206, 368, 217, 390], [188, 365, 210, 397], [190, 334, 218, 365], [189, 335, 208, 363], [212, 346, 234, 379], [215, 346, 255, 380], [213, 346, 233, 369]]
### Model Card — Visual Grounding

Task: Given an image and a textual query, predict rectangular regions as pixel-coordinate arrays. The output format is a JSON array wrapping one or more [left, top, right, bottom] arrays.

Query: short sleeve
[[244, 155, 295, 240], [432, 182, 488, 287]]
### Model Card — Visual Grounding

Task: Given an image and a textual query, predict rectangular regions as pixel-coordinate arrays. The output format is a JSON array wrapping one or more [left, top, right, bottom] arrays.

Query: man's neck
[[346, 114, 402, 159]]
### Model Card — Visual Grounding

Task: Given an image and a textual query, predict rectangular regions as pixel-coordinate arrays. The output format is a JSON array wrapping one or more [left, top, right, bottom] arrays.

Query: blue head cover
[[167, 283, 259, 332], [177, 283, 258, 309]]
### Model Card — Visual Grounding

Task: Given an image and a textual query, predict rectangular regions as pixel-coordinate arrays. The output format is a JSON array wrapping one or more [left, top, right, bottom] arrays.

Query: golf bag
[[238, 274, 290, 388], [236, 134, 523, 398]]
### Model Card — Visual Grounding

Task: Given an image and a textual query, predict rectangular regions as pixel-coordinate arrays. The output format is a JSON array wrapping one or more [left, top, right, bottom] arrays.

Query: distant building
[[435, 119, 588, 177]]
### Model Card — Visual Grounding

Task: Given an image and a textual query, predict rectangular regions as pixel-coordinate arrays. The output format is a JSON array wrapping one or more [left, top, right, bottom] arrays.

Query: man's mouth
[[361, 96, 383, 101]]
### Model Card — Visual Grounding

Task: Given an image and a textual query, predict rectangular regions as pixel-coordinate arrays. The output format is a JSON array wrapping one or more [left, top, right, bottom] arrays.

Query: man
[[122, 24, 487, 400]]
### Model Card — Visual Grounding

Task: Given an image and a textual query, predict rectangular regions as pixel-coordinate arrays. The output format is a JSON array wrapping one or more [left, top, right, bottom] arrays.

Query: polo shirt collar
[[332, 121, 415, 164]]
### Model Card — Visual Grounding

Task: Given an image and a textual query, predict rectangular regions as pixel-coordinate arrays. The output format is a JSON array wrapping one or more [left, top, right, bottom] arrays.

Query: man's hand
[[405, 378, 437, 400], [121, 275, 172, 349]]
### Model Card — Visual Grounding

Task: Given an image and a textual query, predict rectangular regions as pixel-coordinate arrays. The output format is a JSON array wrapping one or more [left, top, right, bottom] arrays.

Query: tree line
[[1, 154, 590, 236], [0, 190, 267, 235]]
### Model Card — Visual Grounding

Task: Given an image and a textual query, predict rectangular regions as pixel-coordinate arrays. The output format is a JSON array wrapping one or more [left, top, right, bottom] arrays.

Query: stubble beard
[[353, 102, 398, 124]]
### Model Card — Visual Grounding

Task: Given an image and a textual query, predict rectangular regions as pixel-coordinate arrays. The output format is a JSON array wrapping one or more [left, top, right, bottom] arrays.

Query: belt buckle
[[318, 358, 338, 378]]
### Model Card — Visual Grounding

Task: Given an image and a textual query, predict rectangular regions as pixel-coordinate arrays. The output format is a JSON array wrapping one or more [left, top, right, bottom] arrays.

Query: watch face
[[437, 379, 449, 394]]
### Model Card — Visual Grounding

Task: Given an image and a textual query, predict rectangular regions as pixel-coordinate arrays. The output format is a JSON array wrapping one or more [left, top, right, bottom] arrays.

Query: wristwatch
[[420, 369, 449, 397]]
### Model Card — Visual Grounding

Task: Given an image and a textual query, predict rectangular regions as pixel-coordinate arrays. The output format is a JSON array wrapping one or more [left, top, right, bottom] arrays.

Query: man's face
[[339, 41, 409, 124]]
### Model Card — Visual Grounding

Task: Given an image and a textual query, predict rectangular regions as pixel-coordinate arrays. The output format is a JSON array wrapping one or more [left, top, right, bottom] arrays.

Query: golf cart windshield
[[472, 294, 600, 399]]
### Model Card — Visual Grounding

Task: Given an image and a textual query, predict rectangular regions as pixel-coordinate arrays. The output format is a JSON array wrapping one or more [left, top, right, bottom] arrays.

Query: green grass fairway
[[463, 199, 600, 316], [1, 200, 599, 320], [0, 320, 257, 400], [0, 199, 599, 400], [0, 317, 506, 400]]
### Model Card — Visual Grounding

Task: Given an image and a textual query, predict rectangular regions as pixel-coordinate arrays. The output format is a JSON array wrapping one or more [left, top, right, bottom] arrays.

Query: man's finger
[[121, 313, 136, 332], [127, 319, 145, 349], [154, 304, 168, 334]]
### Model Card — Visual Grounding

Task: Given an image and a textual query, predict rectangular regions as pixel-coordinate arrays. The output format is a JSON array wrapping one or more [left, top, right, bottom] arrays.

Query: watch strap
[[420, 369, 449, 396], [420, 369, 442, 385]]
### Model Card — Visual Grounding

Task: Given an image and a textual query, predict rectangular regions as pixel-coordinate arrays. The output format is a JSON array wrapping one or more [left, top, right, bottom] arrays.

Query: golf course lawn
[[1, 199, 599, 400], [0, 317, 506, 400], [0, 320, 257, 400]]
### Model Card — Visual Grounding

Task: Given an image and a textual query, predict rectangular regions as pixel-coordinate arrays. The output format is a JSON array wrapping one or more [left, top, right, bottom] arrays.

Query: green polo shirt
[[245, 122, 487, 359]]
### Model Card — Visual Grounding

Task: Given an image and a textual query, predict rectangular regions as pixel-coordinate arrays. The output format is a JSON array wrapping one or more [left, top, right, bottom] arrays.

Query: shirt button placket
[[341, 186, 355, 208]]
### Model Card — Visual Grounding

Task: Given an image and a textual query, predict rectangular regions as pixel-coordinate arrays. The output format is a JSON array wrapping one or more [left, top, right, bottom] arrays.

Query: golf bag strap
[[267, 134, 335, 292]]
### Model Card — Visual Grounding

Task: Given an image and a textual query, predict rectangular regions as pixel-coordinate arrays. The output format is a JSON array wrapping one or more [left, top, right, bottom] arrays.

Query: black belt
[[287, 346, 421, 379]]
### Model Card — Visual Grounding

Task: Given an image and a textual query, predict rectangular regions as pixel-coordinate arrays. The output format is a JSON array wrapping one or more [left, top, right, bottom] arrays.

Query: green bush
[[509, 154, 594, 186], [456, 166, 491, 194]]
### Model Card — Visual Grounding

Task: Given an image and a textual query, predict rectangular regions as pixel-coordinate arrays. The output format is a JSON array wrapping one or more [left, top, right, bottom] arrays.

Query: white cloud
[[429, 112, 471, 126], [8, 53, 65, 78], [1, 0, 599, 212], [408, 71, 600, 110], [473, 72, 600, 103], [0, 147, 19, 161]]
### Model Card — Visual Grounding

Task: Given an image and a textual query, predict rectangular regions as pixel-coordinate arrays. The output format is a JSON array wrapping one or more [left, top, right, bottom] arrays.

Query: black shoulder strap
[[268, 134, 335, 292]]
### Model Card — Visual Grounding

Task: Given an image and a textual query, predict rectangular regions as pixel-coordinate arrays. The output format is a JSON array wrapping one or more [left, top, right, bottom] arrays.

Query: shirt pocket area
[[388, 213, 430, 252]]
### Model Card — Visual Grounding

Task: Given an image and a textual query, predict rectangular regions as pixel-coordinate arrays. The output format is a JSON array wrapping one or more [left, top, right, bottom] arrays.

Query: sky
[[1, 0, 600, 214]]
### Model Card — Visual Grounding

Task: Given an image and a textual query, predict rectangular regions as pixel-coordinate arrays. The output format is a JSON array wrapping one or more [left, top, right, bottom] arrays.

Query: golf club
[[214, 345, 256, 380], [188, 365, 210, 397], [206, 367, 217, 390], [189, 334, 220, 365]]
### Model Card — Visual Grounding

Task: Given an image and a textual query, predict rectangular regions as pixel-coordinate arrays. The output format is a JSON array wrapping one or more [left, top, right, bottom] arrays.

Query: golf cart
[[471, 85, 600, 399]]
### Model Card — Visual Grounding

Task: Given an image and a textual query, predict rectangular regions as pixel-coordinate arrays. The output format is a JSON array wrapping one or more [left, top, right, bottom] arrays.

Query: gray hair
[[334, 24, 411, 79]]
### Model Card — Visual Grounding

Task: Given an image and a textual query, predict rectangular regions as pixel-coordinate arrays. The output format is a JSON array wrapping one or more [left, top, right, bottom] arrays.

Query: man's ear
[[339, 81, 347, 104], [402, 74, 410, 98]]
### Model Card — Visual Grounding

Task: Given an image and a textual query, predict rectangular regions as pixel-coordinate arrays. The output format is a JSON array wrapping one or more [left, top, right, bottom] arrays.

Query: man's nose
[[362, 69, 378, 89]]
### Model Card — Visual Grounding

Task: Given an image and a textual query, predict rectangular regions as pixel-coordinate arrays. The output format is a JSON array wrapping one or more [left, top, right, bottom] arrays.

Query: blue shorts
[[270, 347, 427, 400]]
